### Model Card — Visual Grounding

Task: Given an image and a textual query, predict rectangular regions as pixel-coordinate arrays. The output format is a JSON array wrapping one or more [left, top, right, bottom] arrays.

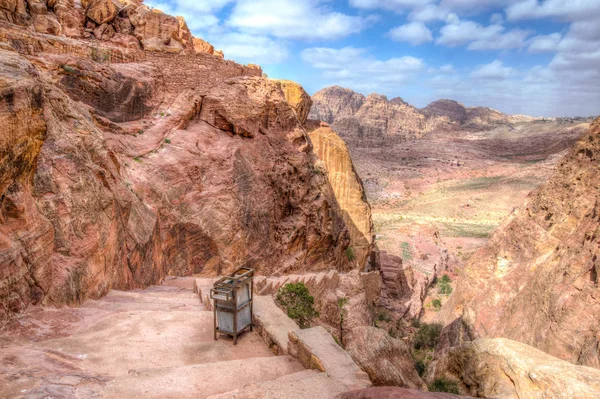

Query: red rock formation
[[438, 117, 600, 368], [310, 86, 542, 144], [0, 9, 357, 320]]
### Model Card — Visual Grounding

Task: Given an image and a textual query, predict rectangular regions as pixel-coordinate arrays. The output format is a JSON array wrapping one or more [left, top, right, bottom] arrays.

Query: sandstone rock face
[[309, 87, 434, 145], [345, 326, 426, 389], [277, 80, 313, 124], [438, 118, 600, 368], [421, 99, 468, 125], [310, 86, 365, 125], [310, 86, 543, 145], [129, 6, 187, 53], [433, 338, 600, 399], [0, 19, 352, 319], [305, 120, 374, 268], [337, 387, 473, 399], [86, 0, 118, 25], [194, 37, 214, 55]]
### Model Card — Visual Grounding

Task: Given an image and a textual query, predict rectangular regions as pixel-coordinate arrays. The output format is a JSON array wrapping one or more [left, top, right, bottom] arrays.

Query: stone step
[[288, 326, 371, 391], [206, 369, 351, 399], [101, 355, 306, 398], [252, 296, 299, 355], [37, 309, 274, 376], [162, 276, 199, 290]]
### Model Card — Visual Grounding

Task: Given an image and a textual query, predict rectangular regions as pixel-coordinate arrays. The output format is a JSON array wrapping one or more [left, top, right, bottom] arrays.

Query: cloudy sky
[[144, 0, 600, 117]]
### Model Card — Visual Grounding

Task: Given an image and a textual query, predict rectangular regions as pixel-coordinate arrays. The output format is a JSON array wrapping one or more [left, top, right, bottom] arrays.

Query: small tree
[[432, 298, 442, 311], [276, 282, 319, 329], [413, 323, 443, 350]]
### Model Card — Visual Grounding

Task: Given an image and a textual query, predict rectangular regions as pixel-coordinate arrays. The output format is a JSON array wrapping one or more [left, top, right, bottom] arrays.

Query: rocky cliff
[[438, 117, 600, 368], [310, 87, 434, 145], [304, 120, 374, 268], [0, 4, 365, 319], [310, 86, 540, 145]]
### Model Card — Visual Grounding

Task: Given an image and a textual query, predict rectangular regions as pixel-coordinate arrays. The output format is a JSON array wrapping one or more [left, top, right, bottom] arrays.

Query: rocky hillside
[[0, 2, 374, 319], [309, 86, 540, 144], [438, 117, 600, 368]]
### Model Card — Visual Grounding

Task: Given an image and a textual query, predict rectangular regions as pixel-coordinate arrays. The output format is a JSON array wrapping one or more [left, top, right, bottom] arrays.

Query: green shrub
[[437, 275, 453, 295], [377, 309, 392, 323], [414, 359, 426, 377], [133, 157, 142, 163], [62, 65, 76, 74], [432, 299, 442, 311], [345, 246, 355, 262], [276, 282, 319, 329], [428, 378, 459, 394], [413, 323, 443, 350], [438, 284, 453, 295], [411, 318, 422, 328], [165, 138, 171, 144]]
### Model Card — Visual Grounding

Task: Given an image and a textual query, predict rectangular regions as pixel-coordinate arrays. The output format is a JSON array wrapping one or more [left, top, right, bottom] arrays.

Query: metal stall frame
[[210, 267, 254, 345]]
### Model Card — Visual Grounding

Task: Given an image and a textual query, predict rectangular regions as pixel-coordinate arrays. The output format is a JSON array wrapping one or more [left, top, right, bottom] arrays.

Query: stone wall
[[145, 52, 262, 94]]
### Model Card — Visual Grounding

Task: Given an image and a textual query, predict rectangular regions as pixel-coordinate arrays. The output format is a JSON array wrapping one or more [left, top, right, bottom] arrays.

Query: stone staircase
[[0, 276, 370, 399]]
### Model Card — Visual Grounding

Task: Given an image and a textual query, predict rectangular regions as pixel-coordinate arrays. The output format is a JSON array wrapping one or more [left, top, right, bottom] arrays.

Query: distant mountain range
[[308, 86, 546, 143]]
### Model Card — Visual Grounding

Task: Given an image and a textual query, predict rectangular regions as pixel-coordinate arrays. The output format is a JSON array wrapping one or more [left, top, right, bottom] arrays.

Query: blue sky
[[144, 0, 600, 117]]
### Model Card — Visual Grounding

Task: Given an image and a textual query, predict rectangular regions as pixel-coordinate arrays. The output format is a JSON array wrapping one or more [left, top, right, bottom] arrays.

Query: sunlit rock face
[[305, 120, 374, 269], [438, 117, 600, 368], [0, 7, 359, 318], [433, 338, 600, 399]]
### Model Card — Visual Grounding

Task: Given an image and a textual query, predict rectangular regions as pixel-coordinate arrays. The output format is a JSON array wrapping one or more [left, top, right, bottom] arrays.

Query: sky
[[143, 0, 600, 117]]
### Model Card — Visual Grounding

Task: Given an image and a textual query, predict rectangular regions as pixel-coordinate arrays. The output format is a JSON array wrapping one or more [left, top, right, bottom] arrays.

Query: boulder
[[345, 326, 426, 389], [277, 80, 313, 124], [52, 0, 84, 37], [26, 0, 47, 15], [86, 0, 118, 25], [129, 6, 187, 53], [433, 338, 600, 399], [193, 37, 214, 55], [33, 14, 62, 35], [214, 49, 224, 59]]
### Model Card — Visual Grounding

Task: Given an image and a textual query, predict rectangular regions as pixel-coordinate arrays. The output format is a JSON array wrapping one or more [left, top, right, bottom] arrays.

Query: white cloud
[[440, 64, 455, 73], [301, 46, 425, 91], [349, 0, 433, 11], [388, 22, 433, 45], [227, 0, 368, 40], [409, 4, 451, 21], [471, 60, 516, 80], [211, 33, 289, 64], [437, 18, 530, 49], [528, 32, 562, 52], [506, 0, 600, 21]]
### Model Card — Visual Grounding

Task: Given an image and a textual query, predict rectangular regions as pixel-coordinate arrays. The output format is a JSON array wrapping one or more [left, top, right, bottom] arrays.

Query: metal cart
[[210, 267, 254, 345]]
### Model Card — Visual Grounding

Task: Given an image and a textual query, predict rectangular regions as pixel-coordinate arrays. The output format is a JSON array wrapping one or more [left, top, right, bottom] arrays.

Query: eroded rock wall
[[438, 117, 600, 368], [0, 15, 352, 319], [305, 120, 374, 268]]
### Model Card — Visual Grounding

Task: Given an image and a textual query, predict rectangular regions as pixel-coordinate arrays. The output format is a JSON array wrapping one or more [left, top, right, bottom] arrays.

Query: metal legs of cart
[[210, 267, 254, 345]]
